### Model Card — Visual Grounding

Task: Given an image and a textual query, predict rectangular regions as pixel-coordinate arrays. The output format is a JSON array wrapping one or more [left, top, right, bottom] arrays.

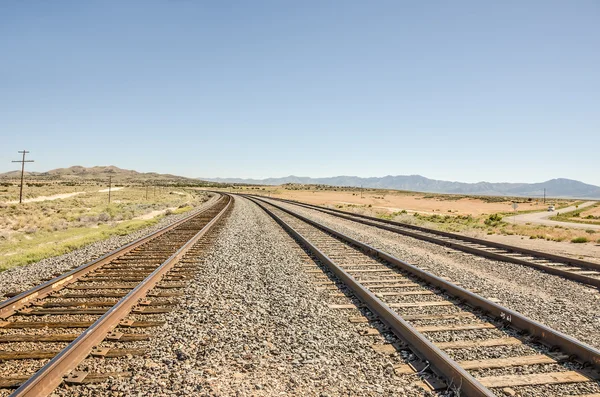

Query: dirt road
[[509, 201, 600, 230]]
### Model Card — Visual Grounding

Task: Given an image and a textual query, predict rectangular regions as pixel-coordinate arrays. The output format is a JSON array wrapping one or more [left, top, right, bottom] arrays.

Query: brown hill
[[0, 165, 213, 185]]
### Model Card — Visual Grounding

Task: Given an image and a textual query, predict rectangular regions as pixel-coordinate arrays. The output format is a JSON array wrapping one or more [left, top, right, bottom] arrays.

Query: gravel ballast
[[60, 196, 428, 396], [0, 193, 215, 298], [267, 199, 600, 350]]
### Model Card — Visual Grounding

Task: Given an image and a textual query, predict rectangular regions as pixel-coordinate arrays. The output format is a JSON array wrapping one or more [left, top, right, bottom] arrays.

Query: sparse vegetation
[[551, 202, 600, 226], [0, 218, 162, 271], [0, 182, 211, 271], [484, 213, 503, 227], [233, 185, 597, 245], [571, 237, 589, 244]]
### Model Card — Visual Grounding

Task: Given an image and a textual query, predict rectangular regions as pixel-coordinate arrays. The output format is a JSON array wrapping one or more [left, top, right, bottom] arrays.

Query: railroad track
[[260, 196, 600, 289], [0, 193, 231, 397], [249, 196, 600, 397]]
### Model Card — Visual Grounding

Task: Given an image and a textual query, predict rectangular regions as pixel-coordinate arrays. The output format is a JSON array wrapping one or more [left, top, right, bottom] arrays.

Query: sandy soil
[[133, 207, 178, 220], [5, 191, 86, 204], [98, 187, 124, 193], [248, 189, 600, 261], [4, 187, 125, 204], [268, 190, 549, 216], [579, 204, 600, 217]]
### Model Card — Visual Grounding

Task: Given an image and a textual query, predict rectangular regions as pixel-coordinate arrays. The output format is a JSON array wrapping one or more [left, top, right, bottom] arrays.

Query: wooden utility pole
[[11, 150, 35, 204], [145, 184, 149, 200], [108, 176, 112, 204]]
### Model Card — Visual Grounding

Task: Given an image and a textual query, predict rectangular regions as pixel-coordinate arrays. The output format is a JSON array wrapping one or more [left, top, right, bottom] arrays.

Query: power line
[[11, 150, 35, 204]]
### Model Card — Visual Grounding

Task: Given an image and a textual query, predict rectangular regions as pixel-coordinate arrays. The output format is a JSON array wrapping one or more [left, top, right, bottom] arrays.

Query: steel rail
[[262, 196, 600, 288], [249, 196, 494, 396], [0, 193, 222, 319], [10, 194, 232, 397], [249, 196, 600, 374]]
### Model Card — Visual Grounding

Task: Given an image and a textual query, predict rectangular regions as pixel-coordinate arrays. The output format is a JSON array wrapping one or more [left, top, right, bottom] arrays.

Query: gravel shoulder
[[0, 193, 217, 299], [267, 199, 600, 350], [88, 196, 427, 396]]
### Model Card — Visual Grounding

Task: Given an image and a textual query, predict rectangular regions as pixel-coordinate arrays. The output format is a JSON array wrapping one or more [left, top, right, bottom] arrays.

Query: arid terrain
[[0, 179, 211, 271], [218, 185, 600, 262], [241, 186, 561, 215]]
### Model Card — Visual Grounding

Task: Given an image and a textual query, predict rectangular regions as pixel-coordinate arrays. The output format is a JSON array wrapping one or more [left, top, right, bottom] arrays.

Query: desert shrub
[[484, 213, 503, 226], [98, 213, 111, 222], [51, 219, 68, 231], [571, 237, 588, 243], [165, 209, 174, 216], [24, 226, 38, 234], [585, 229, 596, 234]]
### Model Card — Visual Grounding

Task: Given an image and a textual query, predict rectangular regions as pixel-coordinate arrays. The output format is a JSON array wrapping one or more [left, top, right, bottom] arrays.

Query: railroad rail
[[260, 196, 600, 289], [249, 195, 600, 397], [0, 193, 232, 396]]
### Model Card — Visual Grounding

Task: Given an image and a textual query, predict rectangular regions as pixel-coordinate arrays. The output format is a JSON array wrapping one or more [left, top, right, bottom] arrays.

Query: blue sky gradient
[[1, 1, 599, 184]]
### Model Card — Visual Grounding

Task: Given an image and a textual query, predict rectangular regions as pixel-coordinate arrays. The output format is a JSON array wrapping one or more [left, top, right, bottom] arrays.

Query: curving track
[[261, 196, 600, 289], [0, 194, 231, 397], [249, 195, 600, 397]]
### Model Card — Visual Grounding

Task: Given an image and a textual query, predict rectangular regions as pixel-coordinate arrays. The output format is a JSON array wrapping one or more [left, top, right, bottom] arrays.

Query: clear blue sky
[[1, 1, 599, 185]]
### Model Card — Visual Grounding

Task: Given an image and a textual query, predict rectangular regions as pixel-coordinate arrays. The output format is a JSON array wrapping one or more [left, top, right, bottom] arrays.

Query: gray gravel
[[0, 193, 215, 299], [265, 199, 600, 350], [55, 196, 430, 396]]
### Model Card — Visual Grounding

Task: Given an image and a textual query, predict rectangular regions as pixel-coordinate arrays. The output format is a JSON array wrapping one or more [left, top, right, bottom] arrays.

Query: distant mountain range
[[202, 175, 600, 199], [3, 167, 598, 198], [0, 166, 210, 185]]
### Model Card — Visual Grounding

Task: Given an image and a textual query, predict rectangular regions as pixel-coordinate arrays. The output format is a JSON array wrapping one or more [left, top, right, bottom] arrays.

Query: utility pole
[[108, 176, 112, 204], [361, 185, 363, 199], [145, 184, 149, 200], [11, 150, 35, 204], [543, 188, 546, 204]]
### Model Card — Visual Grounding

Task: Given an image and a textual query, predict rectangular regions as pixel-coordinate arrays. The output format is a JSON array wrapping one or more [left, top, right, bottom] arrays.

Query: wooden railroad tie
[[0, 348, 145, 361], [0, 320, 164, 329], [348, 312, 476, 324], [0, 333, 150, 343], [477, 371, 595, 388], [395, 354, 569, 374], [0, 372, 132, 388]]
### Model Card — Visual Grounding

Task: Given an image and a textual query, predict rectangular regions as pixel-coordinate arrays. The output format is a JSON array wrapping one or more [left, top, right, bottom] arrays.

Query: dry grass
[[225, 185, 595, 245], [0, 181, 210, 271], [226, 185, 575, 217], [551, 202, 600, 226]]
